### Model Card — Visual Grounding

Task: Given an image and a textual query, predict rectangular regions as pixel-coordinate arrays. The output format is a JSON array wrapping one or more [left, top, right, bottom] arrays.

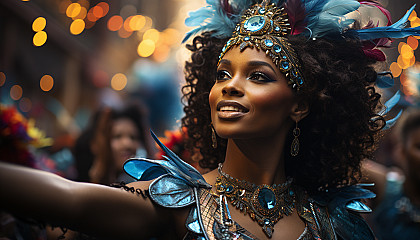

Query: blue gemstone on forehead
[[282, 61, 290, 70], [264, 39, 273, 47], [273, 45, 281, 53], [244, 16, 266, 32], [244, 36, 250, 41], [258, 188, 276, 210]]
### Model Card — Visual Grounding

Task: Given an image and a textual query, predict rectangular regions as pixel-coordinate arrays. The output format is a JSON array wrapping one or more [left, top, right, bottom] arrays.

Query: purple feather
[[285, 0, 307, 35]]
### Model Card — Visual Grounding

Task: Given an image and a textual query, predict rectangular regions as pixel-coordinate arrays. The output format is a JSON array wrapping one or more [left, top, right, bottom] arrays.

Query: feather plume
[[285, 0, 307, 35], [182, 0, 257, 43], [379, 90, 401, 116], [359, 1, 392, 26], [353, 5, 420, 40], [305, 0, 361, 37]]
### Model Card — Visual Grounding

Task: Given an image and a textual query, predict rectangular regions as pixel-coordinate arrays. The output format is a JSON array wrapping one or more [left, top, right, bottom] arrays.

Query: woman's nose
[[222, 78, 244, 97]]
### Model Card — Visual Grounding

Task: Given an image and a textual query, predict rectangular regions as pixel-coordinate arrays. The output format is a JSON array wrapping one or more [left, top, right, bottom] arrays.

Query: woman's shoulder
[[299, 184, 376, 240]]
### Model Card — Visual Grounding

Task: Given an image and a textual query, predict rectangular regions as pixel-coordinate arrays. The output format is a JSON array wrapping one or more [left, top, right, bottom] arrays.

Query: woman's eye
[[248, 72, 275, 82], [216, 70, 231, 81]]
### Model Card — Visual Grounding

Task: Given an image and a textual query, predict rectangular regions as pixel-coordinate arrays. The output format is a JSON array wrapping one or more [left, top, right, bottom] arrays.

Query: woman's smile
[[217, 100, 250, 119]]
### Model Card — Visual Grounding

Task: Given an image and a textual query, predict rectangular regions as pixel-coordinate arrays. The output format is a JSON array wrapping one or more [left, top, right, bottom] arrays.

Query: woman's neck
[[221, 133, 288, 186]]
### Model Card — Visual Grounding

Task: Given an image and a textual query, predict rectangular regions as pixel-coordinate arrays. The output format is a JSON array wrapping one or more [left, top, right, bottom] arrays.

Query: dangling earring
[[291, 121, 300, 156], [211, 123, 217, 149]]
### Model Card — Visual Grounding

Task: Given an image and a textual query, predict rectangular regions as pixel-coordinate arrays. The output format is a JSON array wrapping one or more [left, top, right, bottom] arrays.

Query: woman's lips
[[216, 100, 249, 119]]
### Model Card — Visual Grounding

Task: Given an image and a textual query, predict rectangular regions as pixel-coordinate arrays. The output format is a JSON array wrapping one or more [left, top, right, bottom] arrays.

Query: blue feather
[[384, 109, 403, 130], [305, 0, 360, 37], [376, 72, 394, 88], [379, 91, 401, 116], [353, 5, 420, 40], [182, 0, 257, 43]]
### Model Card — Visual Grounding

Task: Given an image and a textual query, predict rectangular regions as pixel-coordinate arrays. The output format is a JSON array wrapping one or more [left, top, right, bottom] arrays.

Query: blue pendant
[[258, 187, 276, 209], [244, 16, 266, 32]]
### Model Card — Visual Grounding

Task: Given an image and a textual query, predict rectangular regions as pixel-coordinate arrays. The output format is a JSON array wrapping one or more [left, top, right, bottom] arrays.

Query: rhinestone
[[273, 45, 281, 53], [298, 77, 303, 85], [264, 219, 271, 225], [258, 187, 276, 210], [275, 26, 280, 31], [283, 55, 287, 59], [244, 16, 266, 32], [259, 8, 266, 14], [264, 39, 273, 47], [282, 61, 290, 70], [244, 36, 250, 41], [226, 185, 234, 193]]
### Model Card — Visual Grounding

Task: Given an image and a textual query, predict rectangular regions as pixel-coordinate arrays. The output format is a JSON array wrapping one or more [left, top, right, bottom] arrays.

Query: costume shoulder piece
[[123, 131, 211, 209], [124, 132, 376, 240], [306, 184, 376, 240]]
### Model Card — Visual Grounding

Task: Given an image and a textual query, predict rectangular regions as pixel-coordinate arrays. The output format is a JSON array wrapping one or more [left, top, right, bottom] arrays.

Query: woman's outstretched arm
[[0, 162, 169, 239]]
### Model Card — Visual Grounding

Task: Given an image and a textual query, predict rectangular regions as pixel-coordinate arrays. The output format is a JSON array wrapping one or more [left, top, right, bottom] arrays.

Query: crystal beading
[[215, 163, 295, 238], [218, 2, 304, 90]]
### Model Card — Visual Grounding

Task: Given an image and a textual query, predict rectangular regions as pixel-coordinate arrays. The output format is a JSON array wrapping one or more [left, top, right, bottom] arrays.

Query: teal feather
[[384, 109, 403, 130], [306, 0, 360, 37], [354, 5, 420, 40], [183, 0, 257, 43], [379, 91, 401, 116]]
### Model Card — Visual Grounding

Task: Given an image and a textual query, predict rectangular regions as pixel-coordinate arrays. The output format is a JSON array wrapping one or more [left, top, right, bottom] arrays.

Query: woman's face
[[209, 46, 295, 140], [111, 118, 141, 168]]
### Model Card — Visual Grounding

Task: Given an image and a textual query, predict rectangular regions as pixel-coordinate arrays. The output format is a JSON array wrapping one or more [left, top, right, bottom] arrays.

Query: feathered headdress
[[183, 0, 420, 128]]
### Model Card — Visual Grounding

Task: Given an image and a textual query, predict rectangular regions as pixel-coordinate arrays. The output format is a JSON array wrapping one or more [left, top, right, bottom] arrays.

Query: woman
[[74, 102, 155, 184], [0, 0, 419, 239]]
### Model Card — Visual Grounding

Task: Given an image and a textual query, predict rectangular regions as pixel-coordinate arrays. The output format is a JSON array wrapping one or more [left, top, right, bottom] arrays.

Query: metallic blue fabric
[[149, 174, 196, 208]]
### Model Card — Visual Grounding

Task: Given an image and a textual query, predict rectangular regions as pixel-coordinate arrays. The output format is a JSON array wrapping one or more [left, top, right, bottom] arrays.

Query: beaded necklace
[[215, 164, 295, 238]]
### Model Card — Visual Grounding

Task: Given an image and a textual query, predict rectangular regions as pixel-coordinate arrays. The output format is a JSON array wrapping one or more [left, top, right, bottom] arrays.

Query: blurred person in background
[[363, 107, 420, 239], [74, 101, 155, 185]]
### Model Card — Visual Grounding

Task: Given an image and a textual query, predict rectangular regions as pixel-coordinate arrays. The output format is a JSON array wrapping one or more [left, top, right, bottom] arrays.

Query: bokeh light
[[129, 15, 146, 31], [32, 17, 46, 32], [66, 3, 82, 18], [96, 2, 109, 17], [107, 15, 123, 31], [401, 44, 414, 59], [19, 97, 32, 113], [10, 85, 23, 100], [407, 36, 418, 50], [40, 75, 54, 92], [111, 73, 127, 91], [0, 72, 6, 87], [92, 5, 104, 19], [390, 62, 402, 78], [153, 45, 170, 63], [138, 39, 155, 57], [118, 27, 133, 38], [73, 7, 87, 20], [143, 29, 160, 42], [123, 16, 134, 32], [33, 31, 47, 46], [70, 19, 85, 35], [87, 9, 98, 22]]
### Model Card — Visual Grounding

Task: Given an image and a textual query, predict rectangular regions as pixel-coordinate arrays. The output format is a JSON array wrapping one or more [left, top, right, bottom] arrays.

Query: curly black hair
[[181, 32, 385, 193]]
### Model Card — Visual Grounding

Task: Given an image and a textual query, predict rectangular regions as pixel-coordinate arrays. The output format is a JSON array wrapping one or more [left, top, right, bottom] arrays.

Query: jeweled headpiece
[[219, 2, 304, 89], [184, 0, 420, 127]]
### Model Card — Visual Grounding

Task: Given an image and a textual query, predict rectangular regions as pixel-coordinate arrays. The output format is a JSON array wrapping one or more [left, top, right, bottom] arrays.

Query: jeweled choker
[[215, 163, 295, 238]]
